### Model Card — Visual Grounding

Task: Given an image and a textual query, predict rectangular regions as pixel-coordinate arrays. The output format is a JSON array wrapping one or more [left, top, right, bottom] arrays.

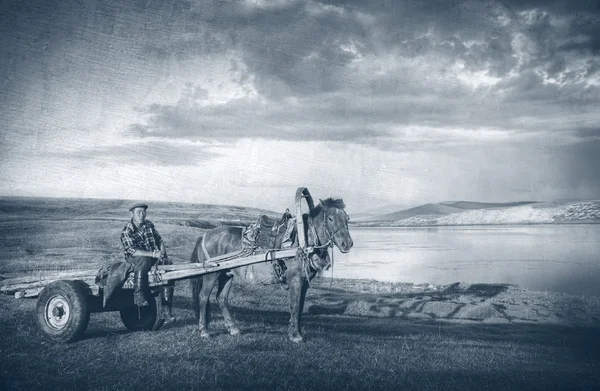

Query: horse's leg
[[197, 273, 218, 338], [298, 277, 310, 324], [287, 263, 305, 343], [216, 272, 240, 336], [161, 283, 176, 323]]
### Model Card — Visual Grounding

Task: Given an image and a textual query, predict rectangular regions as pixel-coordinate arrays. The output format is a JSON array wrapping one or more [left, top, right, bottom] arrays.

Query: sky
[[0, 0, 599, 214]]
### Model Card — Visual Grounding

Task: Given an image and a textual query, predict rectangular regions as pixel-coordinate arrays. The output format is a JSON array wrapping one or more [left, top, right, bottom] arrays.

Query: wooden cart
[[0, 187, 316, 343]]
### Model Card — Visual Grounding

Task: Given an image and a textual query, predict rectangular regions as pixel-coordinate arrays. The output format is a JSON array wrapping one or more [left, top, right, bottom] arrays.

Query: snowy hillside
[[356, 201, 600, 227]]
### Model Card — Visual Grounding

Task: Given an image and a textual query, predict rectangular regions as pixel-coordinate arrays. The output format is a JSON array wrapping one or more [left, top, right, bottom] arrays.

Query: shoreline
[[352, 221, 600, 228], [300, 278, 600, 327]]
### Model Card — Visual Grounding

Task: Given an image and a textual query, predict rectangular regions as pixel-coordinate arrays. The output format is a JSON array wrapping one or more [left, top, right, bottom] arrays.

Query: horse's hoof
[[164, 315, 176, 324], [228, 327, 241, 336], [199, 330, 211, 339], [289, 334, 305, 344]]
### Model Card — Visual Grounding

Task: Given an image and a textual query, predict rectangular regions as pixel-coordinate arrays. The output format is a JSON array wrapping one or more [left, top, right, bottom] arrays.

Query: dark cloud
[[499, 0, 600, 15], [2, 0, 600, 147], [132, 0, 597, 143], [48, 141, 221, 167], [575, 127, 600, 140], [129, 72, 599, 146], [228, 3, 372, 97], [129, 92, 391, 142], [502, 0, 600, 59]]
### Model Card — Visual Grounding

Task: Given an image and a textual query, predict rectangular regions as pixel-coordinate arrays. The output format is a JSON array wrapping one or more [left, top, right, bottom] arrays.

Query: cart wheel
[[119, 295, 164, 332], [36, 280, 90, 343]]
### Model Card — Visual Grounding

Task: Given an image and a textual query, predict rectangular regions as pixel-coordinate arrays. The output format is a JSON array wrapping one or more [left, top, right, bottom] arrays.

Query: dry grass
[[0, 196, 280, 277], [2, 281, 600, 390]]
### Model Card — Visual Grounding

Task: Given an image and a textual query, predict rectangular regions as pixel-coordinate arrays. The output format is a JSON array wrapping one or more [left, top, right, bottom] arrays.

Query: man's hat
[[129, 202, 148, 212]]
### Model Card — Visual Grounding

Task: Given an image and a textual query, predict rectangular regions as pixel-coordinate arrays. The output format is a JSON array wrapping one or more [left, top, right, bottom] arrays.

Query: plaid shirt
[[120, 219, 164, 260]]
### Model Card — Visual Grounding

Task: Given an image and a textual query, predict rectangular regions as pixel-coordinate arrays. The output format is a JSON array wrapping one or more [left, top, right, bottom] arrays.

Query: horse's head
[[315, 198, 353, 253]]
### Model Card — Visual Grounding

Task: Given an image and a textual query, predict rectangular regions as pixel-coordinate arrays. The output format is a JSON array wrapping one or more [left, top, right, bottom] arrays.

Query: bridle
[[311, 209, 349, 249], [307, 210, 333, 250]]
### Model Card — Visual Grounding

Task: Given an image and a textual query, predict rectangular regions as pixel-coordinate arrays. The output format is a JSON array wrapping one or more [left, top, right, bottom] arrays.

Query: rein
[[319, 211, 337, 288]]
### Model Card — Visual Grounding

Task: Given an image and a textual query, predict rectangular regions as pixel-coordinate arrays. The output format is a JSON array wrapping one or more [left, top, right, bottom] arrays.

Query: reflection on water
[[324, 225, 600, 296]]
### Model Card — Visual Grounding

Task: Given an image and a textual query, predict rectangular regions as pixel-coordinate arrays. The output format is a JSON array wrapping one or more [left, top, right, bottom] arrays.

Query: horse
[[190, 197, 353, 343]]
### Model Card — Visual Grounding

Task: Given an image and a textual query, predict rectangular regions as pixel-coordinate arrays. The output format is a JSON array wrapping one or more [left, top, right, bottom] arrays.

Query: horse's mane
[[310, 198, 346, 217]]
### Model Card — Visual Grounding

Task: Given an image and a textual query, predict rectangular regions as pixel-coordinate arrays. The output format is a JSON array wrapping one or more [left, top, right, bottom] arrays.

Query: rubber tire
[[119, 295, 164, 332], [36, 280, 90, 343]]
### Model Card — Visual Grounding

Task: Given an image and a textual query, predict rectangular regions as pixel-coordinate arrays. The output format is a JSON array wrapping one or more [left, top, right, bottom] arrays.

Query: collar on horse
[[295, 187, 334, 253]]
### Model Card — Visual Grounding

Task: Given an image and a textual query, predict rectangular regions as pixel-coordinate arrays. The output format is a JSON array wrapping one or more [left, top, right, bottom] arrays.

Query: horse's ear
[[319, 199, 326, 209]]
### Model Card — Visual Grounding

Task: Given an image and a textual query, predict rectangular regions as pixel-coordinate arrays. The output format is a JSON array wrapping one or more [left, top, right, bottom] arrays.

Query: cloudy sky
[[1, 0, 599, 213]]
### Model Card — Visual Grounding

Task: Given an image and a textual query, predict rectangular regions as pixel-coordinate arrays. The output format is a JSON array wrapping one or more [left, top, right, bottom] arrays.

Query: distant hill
[[354, 203, 462, 222], [439, 201, 537, 210], [354, 200, 600, 226], [351, 203, 415, 220], [357, 201, 540, 223], [0, 196, 280, 228]]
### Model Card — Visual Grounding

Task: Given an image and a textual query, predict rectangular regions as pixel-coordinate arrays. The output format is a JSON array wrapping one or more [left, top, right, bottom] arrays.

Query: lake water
[[324, 225, 600, 297]]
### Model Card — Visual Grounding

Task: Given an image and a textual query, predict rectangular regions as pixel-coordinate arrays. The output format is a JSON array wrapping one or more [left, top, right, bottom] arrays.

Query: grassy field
[[1, 197, 600, 390]]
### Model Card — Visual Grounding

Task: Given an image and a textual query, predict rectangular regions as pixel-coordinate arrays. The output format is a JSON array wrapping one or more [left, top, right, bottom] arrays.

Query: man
[[120, 202, 169, 307]]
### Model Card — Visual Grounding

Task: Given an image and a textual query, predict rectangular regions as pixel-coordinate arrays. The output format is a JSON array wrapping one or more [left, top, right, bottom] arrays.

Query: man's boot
[[133, 269, 149, 307]]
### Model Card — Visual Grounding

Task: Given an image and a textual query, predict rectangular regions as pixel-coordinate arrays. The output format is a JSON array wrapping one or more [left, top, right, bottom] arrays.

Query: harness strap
[[201, 234, 211, 262], [329, 246, 334, 288], [309, 215, 319, 248]]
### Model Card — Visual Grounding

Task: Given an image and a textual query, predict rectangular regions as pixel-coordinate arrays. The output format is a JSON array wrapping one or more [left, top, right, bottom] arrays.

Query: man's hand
[[158, 250, 169, 263]]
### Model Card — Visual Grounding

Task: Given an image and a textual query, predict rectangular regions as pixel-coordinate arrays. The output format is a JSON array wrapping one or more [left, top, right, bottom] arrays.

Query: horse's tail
[[190, 234, 205, 320]]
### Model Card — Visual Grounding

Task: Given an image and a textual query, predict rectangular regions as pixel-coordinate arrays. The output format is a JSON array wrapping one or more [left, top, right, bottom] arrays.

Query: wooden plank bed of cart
[[0, 187, 316, 343]]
